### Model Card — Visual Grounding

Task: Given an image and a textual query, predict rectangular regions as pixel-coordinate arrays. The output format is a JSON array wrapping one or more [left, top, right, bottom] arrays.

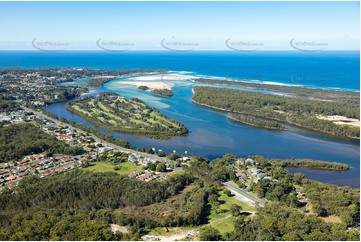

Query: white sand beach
[[119, 81, 174, 90], [128, 73, 196, 81], [115, 73, 195, 90]]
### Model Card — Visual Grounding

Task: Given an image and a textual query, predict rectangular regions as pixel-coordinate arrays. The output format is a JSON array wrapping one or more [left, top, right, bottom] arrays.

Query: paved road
[[23, 106, 171, 163], [245, 169, 254, 191], [223, 181, 264, 208]]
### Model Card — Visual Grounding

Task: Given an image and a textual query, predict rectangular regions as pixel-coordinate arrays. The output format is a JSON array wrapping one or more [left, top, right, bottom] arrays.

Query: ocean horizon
[[0, 50, 359, 91]]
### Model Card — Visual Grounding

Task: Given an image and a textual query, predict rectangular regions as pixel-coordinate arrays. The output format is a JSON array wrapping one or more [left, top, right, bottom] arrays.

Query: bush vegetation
[[193, 86, 359, 138]]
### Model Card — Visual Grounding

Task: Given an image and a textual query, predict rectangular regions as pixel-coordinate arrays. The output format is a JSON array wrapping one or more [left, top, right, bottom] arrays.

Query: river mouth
[[45, 72, 360, 187]]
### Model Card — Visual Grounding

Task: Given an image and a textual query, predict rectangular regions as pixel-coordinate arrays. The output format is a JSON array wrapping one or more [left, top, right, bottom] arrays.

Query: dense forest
[[66, 92, 188, 139], [0, 153, 225, 239], [194, 78, 360, 106], [247, 155, 359, 226], [0, 152, 359, 240], [225, 202, 359, 241], [0, 170, 194, 240], [302, 179, 360, 225], [193, 86, 360, 139], [114, 186, 209, 229], [0, 99, 21, 113], [0, 123, 84, 162], [228, 113, 286, 130], [270, 158, 350, 171]]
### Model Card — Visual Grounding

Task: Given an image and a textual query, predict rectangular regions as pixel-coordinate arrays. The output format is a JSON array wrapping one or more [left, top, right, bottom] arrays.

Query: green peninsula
[[193, 86, 359, 139], [66, 92, 188, 139]]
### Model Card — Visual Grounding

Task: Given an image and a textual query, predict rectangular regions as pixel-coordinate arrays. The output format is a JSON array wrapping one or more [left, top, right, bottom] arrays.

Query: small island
[[137, 85, 149, 91], [150, 88, 174, 97], [137, 86, 174, 97], [66, 92, 188, 139]]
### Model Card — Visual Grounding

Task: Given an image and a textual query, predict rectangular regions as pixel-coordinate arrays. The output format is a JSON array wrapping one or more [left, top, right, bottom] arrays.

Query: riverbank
[[192, 86, 360, 139], [269, 158, 350, 171], [44, 82, 360, 188], [228, 113, 286, 131]]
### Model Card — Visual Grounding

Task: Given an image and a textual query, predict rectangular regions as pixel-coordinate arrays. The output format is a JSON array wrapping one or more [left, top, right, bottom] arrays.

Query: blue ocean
[[0, 50, 359, 91]]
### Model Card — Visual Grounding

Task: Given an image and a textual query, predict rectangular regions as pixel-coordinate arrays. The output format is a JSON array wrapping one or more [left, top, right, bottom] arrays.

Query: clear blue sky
[[0, 1, 359, 50]]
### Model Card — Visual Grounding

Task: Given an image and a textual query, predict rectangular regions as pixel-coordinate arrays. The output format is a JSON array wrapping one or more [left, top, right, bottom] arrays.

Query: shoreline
[[192, 92, 360, 140], [227, 114, 286, 131], [87, 70, 167, 88], [285, 165, 349, 172], [117, 81, 174, 90], [43, 101, 359, 188], [193, 77, 360, 93]]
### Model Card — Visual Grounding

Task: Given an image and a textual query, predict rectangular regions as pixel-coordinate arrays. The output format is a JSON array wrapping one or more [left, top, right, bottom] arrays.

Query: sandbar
[[118, 81, 174, 90]]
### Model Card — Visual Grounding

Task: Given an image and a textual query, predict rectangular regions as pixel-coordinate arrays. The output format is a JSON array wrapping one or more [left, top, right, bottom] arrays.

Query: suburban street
[[22, 106, 172, 163], [223, 181, 265, 208], [24, 106, 264, 210]]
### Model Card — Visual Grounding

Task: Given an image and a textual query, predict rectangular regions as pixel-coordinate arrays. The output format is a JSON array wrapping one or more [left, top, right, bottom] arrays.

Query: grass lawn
[[97, 102, 111, 112], [82, 161, 143, 175], [207, 190, 256, 234]]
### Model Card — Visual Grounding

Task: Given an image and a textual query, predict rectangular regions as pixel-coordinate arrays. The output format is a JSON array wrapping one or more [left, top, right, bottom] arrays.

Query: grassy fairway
[[208, 190, 256, 234], [66, 92, 188, 139], [82, 161, 143, 175]]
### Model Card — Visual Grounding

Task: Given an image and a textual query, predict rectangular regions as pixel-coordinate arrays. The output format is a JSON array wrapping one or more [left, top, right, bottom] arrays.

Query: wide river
[[44, 73, 360, 187]]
